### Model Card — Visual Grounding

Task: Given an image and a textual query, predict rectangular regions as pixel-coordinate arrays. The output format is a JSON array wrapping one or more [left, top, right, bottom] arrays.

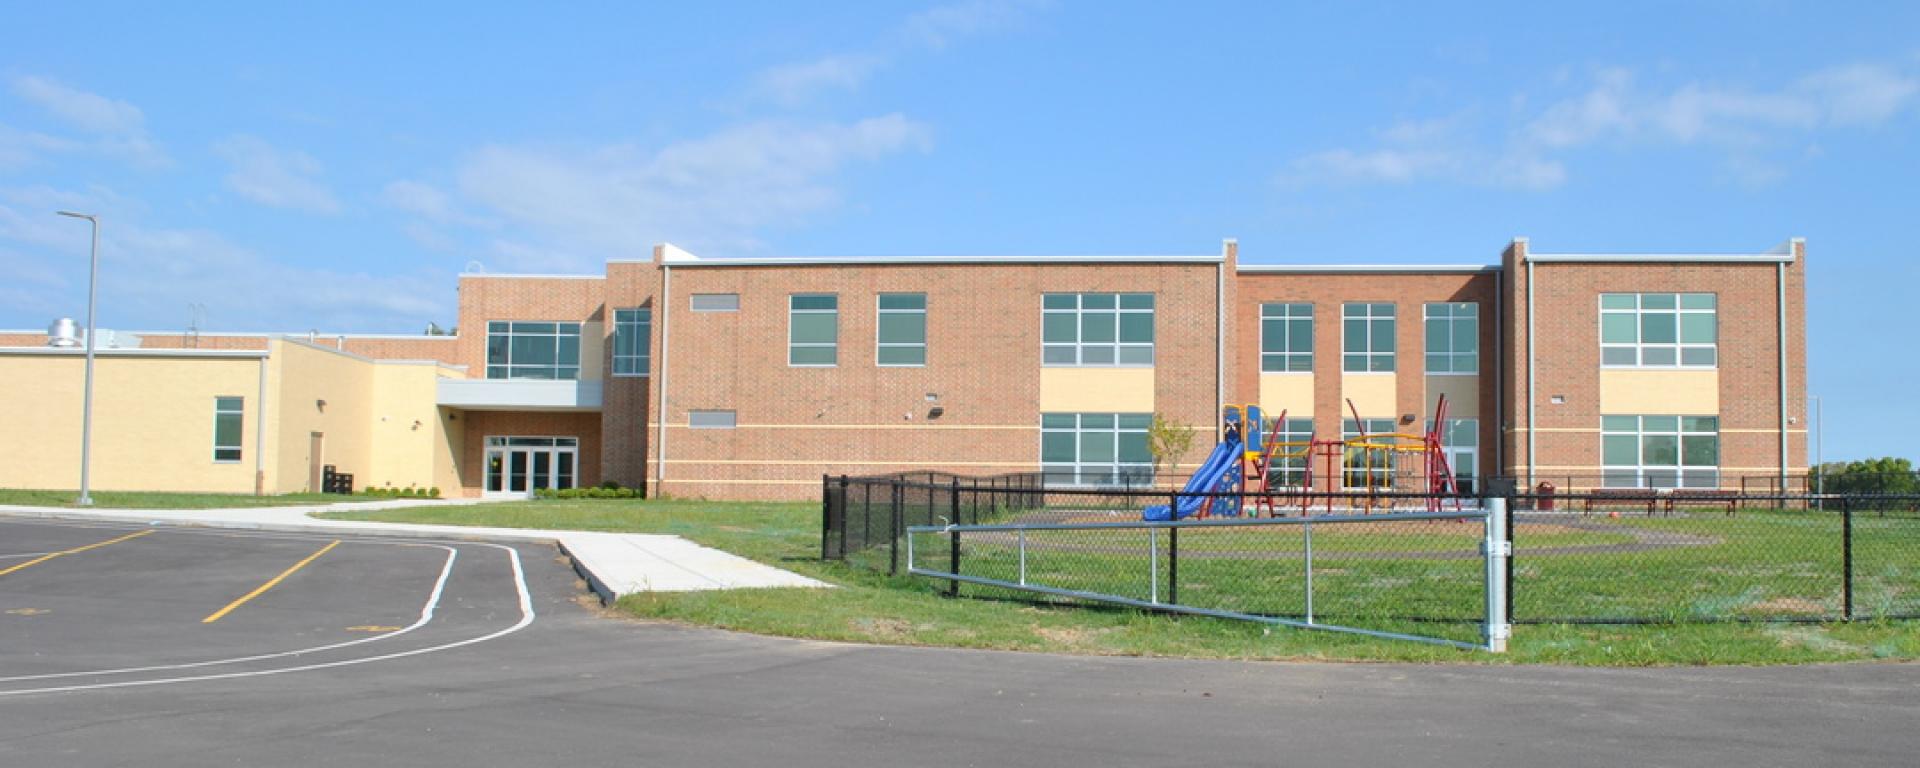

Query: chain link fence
[[825, 474, 1920, 628]]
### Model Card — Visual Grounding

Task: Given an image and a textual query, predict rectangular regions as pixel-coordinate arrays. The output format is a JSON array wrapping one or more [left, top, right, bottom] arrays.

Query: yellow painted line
[[202, 540, 340, 624], [0, 530, 153, 577]]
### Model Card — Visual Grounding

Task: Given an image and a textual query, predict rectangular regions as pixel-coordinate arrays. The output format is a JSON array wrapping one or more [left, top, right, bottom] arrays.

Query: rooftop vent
[[47, 318, 80, 347]]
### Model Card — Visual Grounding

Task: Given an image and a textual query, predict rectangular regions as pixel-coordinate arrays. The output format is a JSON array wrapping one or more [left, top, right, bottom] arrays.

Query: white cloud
[[903, 0, 1045, 49], [754, 54, 886, 104], [452, 114, 932, 265], [0, 124, 81, 170], [746, 0, 1048, 106], [0, 186, 451, 332], [214, 135, 341, 214], [5, 76, 169, 168], [1287, 61, 1920, 190]]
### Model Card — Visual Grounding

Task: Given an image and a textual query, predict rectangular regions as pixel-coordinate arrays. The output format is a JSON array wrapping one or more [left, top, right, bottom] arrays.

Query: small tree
[[1147, 412, 1199, 481]]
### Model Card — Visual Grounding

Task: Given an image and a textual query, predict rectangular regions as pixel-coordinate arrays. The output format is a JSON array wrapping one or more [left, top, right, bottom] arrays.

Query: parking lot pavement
[[2, 517, 1917, 767]]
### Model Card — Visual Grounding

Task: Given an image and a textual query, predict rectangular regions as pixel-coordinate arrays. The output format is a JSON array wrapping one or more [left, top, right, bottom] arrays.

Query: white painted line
[[0, 544, 459, 684], [0, 551, 58, 560], [0, 543, 533, 697]]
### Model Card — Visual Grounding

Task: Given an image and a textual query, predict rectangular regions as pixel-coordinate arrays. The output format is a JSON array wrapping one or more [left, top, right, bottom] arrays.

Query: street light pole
[[57, 211, 99, 507]]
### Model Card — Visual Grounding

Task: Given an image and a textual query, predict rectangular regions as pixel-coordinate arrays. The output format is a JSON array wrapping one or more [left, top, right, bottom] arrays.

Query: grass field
[[320, 498, 1920, 665], [0, 489, 346, 509]]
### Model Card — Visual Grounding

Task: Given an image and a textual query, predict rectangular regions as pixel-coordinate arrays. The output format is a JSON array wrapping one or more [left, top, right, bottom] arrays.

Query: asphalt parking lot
[[2, 516, 1917, 767]]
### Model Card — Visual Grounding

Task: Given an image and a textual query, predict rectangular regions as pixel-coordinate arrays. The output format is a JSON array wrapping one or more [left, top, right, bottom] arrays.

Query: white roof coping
[[655, 242, 1221, 267], [0, 346, 268, 359], [1238, 264, 1498, 274], [1525, 238, 1800, 264], [458, 272, 604, 280]]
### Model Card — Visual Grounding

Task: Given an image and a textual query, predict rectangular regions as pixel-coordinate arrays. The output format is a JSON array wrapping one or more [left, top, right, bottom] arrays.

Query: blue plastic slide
[[1142, 432, 1243, 521]]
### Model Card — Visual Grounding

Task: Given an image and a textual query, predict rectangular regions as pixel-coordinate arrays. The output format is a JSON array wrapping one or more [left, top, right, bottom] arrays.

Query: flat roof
[[658, 253, 1224, 267], [1522, 237, 1801, 264]]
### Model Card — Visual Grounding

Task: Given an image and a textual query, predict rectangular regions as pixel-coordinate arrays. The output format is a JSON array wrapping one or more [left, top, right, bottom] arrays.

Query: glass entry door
[[484, 436, 579, 497]]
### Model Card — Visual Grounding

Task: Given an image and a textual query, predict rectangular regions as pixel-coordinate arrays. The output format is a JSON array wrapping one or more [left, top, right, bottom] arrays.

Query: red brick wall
[[1503, 242, 1807, 485], [454, 275, 608, 375], [650, 260, 1221, 500], [1231, 270, 1500, 466]]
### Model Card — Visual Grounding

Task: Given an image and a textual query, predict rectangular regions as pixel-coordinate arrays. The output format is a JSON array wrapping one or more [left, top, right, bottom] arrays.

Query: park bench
[[1581, 488, 1660, 516], [1664, 489, 1741, 516]]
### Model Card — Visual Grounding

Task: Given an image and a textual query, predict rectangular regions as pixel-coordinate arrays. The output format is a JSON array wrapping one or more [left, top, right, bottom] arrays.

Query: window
[[789, 295, 838, 366], [612, 308, 651, 376], [1342, 303, 1396, 372], [1040, 413, 1153, 486], [876, 293, 927, 366], [1263, 418, 1314, 487], [1424, 302, 1479, 374], [485, 321, 582, 380], [1042, 293, 1154, 366], [1602, 415, 1720, 489], [1429, 418, 1479, 494], [690, 293, 739, 312], [213, 397, 243, 462], [1260, 303, 1313, 372], [1342, 418, 1398, 488], [688, 410, 737, 429], [1601, 293, 1717, 368]]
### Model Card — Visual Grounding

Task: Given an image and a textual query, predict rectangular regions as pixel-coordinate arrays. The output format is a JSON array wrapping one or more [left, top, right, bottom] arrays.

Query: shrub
[[532, 486, 640, 500], [427, 487, 441, 498]]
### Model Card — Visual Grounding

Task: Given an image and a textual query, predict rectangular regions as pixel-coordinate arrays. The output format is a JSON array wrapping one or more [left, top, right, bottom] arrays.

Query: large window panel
[[1260, 303, 1313, 372], [876, 293, 927, 366], [1424, 302, 1478, 374], [1342, 303, 1395, 372], [213, 396, 243, 462], [1601, 414, 1719, 489], [1600, 293, 1717, 368], [789, 294, 839, 366], [612, 308, 651, 376], [486, 321, 583, 380], [1042, 293, 1154, 367], [1040, 412, 1153, 486]]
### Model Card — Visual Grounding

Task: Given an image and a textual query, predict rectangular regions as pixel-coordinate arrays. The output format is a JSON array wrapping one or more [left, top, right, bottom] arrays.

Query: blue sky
[[1, 1, 1915, 460]]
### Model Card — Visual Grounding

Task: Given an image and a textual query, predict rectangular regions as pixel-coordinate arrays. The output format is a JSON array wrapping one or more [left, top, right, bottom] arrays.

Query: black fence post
[[1843, 495, 1854, 621], [889, 479, 903, 576], [950, 478, 962, 526], [839, 475, 850, 559]]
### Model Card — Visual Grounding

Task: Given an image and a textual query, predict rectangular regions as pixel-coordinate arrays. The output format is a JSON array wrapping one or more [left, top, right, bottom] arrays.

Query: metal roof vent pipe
[[47, 317, 81, 347]]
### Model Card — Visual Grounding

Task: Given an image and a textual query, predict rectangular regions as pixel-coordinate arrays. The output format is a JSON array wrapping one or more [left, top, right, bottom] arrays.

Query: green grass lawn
[[0, 489, 348, 509], [319, 498, 1920, 665]]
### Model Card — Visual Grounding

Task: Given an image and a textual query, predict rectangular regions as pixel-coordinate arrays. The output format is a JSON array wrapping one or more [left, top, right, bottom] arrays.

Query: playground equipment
[[1144, 396, 1464, 521]]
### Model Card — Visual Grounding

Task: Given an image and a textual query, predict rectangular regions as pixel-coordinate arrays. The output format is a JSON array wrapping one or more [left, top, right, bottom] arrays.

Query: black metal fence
[[823, 473, 1920, 626]]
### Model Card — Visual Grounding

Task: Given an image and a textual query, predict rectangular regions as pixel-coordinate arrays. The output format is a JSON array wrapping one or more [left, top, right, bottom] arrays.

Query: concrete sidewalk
[[0, 498, 829, 600]]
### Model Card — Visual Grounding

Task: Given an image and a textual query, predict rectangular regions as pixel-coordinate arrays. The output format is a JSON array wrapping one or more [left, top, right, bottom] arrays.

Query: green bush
[[533, 486, 640, 500]]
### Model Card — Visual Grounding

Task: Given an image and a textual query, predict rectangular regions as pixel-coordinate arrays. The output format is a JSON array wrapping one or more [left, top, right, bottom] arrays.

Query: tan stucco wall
[[1425, 374, 1481, 420], [362, 363, 462, 492], [1038, 367, 1156, 412], [1341, 373, 1397, 419], [1599, 369, 1720, 415], [1258, 373, 1314, 416], [0, 353, 264, 492], [268, 340, 374, 493]]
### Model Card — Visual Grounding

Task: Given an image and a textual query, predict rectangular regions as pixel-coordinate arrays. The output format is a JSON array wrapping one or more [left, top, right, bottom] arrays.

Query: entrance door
[[483, 436, 580, 498], [308, 432, 325, 492]]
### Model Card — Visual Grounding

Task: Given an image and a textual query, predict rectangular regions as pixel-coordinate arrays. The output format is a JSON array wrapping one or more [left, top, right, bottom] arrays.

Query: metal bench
[[1582, 488, 1660, 516], [1665, 489, 1740, 517]]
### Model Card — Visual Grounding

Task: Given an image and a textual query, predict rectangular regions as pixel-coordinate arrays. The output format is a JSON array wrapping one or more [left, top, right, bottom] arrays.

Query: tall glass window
[[1429, 418, 1479, 493], [1260, 303, 1313, 372], [789, 294, 838, 366], [876, 293, 927, 366], [1342, 303, 1396, 372], [1042, 293, 1155, 366], [213, 396, 243, 462], [1264, 417, 1314, 487], [1600, 293, 1717, 368], [612, 308, 651, 376], [1040, 413, 1153, 487], [1602, 415, 1720, 489], [486, 321, 582, 380], [1424, 302, 1479, 374], [1342, 418, 1398, 487]]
